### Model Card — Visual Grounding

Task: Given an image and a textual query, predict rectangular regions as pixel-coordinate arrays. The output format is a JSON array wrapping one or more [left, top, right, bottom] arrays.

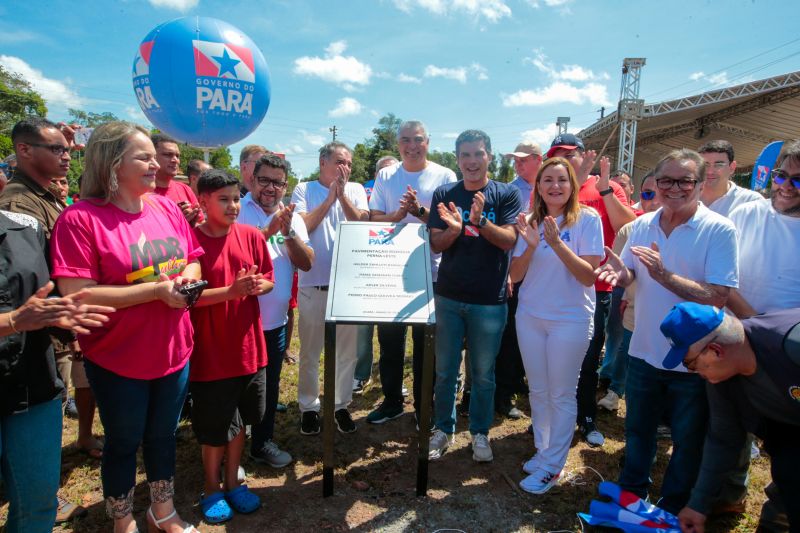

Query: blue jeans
[[608, 328, 632, 397], [433, 295, 506, 436], [252, 325, 286, 449], [0, 398, 62, 533], [354, 324, 375, 381], [85, 360, 189, 499], [599, 286, 625, 381], [619, 356, 708, 514]]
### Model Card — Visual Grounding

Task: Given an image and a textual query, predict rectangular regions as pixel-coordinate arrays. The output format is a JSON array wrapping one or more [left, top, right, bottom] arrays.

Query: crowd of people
[[0, 116, 798, 533]]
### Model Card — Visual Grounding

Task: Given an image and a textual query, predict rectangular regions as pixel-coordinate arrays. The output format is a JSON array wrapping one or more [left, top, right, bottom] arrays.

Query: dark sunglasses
[[640, 190, 656, 201], [770, 169, 800, 189]]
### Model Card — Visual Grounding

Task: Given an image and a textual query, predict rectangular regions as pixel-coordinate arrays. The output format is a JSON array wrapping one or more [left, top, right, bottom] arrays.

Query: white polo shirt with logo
[[238, 193, 311, 330], [621, 203, 739, 371]]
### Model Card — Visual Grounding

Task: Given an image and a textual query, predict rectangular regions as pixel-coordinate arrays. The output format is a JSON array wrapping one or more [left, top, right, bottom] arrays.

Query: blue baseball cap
[[546, 133, 585, 158], [660, 303, 725, 369]]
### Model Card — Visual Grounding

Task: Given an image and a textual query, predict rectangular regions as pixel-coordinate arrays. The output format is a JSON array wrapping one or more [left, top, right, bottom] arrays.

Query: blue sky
[[2, 0, 799, 178]]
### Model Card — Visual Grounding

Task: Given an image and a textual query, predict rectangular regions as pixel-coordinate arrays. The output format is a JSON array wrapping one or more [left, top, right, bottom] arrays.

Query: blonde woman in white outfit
[[510, 156, 605, 494]]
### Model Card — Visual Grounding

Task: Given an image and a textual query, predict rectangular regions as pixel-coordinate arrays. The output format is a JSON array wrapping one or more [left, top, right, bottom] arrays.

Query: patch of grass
[[2, 320, 771, 532]]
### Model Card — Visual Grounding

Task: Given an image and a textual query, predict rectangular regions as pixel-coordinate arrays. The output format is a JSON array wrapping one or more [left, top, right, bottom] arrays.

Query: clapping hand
[[594, 246, 630, 287], [515, 212, 539, 249], [437, 201, 462, 233], [542, 216, 561, 247]]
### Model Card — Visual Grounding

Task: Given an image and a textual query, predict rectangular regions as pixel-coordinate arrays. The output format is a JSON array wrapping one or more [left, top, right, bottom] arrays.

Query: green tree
[[428, 150, 460, 179], [175, 143, 233, 174], [495, 155, 514, 183], [0, 65, 47, 157], [68, 109, 119, 127]]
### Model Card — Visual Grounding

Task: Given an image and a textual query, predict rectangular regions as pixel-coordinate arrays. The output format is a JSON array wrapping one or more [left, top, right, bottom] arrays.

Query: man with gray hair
[[659, 303, 800, 533], [291, 141, 369, 435], [365, 120, 457, 426], [596, 148, 739, 514], [239, 144, 270, 194], [353, 155, 399, 394]]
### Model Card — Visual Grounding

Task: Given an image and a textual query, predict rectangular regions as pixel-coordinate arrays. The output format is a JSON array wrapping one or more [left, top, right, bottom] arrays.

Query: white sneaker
[[522, 454, 541, 475], [471, 433, 493, 462], [428, 429, 454, 460], [597, 390, 621, 411], [520, 468, 562, 494]]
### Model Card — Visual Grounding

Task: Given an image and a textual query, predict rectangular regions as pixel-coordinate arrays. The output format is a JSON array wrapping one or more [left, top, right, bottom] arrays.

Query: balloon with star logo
[[132, 16, 270, 148]]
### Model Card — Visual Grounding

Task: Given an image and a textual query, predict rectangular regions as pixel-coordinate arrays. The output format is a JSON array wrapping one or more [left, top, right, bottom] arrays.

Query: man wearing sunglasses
[[595, 148, 739, 515], [659, 302, 800, 533], [698, 140, 764, 217]]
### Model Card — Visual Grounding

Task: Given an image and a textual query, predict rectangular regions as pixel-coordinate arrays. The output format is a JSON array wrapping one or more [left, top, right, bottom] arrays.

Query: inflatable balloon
[[132, 16, 270, 147]]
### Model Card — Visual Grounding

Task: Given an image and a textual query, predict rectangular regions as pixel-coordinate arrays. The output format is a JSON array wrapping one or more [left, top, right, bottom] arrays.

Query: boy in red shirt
[[190, 169, 274, 523]]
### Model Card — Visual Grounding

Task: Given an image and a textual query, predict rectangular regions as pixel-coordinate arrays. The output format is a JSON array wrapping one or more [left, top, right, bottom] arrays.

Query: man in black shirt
[[660, 303, 800, 533], [426, 129, 521, 463]]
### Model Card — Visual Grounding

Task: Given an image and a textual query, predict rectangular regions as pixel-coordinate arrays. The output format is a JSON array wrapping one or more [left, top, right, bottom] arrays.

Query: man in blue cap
[[660, 303, 800, 533]]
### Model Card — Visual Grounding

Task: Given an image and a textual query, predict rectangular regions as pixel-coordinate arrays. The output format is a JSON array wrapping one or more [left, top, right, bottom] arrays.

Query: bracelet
[[8, 311, 19, 333]]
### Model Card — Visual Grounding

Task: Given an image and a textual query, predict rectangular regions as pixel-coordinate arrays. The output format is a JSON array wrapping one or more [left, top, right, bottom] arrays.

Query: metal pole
[[416, 324, 436, 497], [322, 321, 336, 497]]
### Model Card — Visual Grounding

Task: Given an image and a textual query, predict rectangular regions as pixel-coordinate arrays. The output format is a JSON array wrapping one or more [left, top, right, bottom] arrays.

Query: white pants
[[516, 309, 593, 473], [297, 287, 358, 412]]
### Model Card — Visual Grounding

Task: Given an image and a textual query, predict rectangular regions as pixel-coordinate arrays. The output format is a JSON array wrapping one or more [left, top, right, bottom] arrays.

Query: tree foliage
[[68, 109, 120, 128], [0, 65, 48, 157]]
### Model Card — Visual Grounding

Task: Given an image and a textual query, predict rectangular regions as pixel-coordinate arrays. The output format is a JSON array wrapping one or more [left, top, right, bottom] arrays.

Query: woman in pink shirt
[[50, 122, 203, 533]]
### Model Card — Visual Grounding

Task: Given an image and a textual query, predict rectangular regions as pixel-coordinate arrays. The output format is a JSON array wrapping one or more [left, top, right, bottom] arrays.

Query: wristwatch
[[285, 228, 297, 239], [478, 215, 488, 227], [600, 187, 614, 196], [416, 206, 427, 217]]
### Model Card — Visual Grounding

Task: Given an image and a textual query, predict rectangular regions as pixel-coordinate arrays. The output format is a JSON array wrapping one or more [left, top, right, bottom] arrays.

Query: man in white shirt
[[291, 142, 369, 435], [698, 140, 764, 216], [238, 154, 315, 467], [686, 141, 800, 533], [366, 120, 457, 426], [596, 148, 739, 514]]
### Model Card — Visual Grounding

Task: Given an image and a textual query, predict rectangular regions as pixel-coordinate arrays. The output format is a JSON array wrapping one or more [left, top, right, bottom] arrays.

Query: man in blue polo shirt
[[426, 129, 521, 463]]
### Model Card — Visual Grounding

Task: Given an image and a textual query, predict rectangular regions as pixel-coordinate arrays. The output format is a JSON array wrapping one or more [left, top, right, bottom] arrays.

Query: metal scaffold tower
[[617, 58, 646, 175], [556, 116, 570, 134]]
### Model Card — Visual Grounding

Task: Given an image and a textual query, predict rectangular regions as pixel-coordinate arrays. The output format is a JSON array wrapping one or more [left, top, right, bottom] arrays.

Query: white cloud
[[688, 70, 731, 87], [300, 130, 327, 146], [471, 63, 489, 80], [423, 63, 488, 84], [452, 0, 511, 22], [125, 105, 146, 121], [325, 40, 347, 56], [0, 55, 85, 108], [328, 97, 363, 117], [397, 73, 422, 84], [424, 65, 467, 83], [519, 125, 558, 149], [526, 0, 572, 7], [502, 81, 612, 107], [392, 0, 510, 22], [293, 41, 372, 90], [706, 72, 729, 85], [442, 132, 460, 139], [525, 50, 608, 82], [0, 29, 42, 44], [147, 0, 198, 11]]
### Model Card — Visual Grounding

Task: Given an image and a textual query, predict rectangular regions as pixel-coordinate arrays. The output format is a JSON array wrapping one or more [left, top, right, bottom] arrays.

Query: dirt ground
[[2, 330, 770, 532]]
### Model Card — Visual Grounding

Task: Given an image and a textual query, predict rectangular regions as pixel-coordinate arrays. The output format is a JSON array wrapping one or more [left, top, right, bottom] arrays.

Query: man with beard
[[238, 154, 314, 467]]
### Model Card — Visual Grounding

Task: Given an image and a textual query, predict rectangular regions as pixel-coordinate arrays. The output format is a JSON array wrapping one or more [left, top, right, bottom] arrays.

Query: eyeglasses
[[27, 143, 70, 156], [655, 177, 699, 191], [770, 169, 800, 189], [682, 336, 717, 370], [255, 177, 287, 189], [640, 190, 656, 200]]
